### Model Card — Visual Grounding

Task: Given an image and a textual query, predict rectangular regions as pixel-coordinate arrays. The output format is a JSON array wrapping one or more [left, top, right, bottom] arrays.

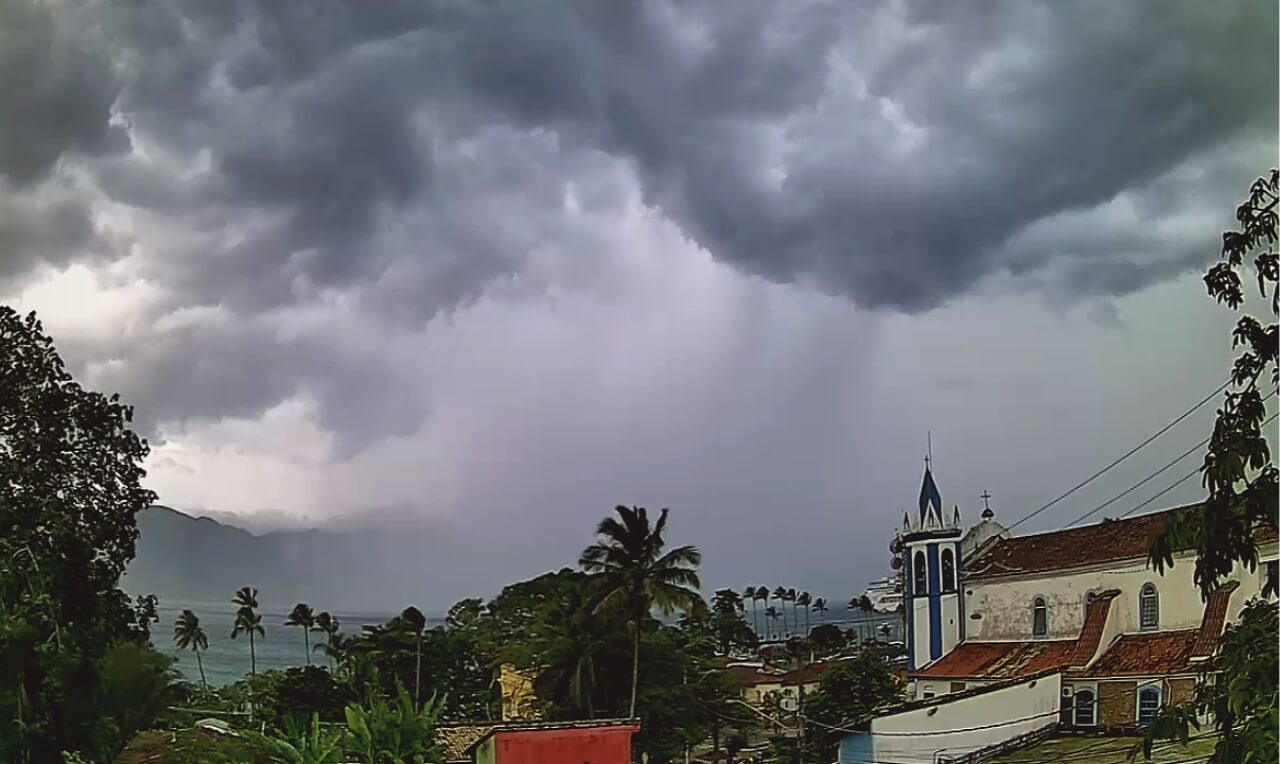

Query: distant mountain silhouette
[[123, 505, 521, 613]]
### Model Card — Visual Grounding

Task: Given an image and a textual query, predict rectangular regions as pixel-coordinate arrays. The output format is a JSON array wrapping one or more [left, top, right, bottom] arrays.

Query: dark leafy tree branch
[[1140, 170, 1279, 764]]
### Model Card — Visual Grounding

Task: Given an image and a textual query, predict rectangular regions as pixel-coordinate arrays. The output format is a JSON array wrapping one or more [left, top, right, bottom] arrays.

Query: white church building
[[840, 466, 1277, 763]]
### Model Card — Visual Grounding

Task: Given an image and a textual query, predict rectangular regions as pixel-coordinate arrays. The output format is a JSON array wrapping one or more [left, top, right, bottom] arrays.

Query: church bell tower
[[900, 458, 964, 672]]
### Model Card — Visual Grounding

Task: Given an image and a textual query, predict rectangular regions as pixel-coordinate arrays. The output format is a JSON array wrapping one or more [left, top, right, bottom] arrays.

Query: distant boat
[[861, 576, 903, 613]]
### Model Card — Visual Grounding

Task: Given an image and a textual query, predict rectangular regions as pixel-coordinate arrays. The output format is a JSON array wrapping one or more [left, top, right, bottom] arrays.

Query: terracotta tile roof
[[781, 662, 831, 686], [725, 664, 784, 687], [913, 640, 1076, 679], [1068, 589, 1120, 666], [1079, 630, 1199, 678], [1189, 580, 1240, 660], [437, 724, 492, 762], [969, 507, 1277, 580]]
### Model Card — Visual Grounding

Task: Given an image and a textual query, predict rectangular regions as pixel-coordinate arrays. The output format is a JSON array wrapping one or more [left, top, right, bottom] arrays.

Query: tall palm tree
[[783, 588, 793, 637], [579, 505, 701, 718], [173, 609, 209, 691], [743, 586, 759, 637], [285, 603, 316, 666], [772, 587, 788, 637], [231, 586, 265, 677], [797, 592, 812, 638], [812, 597, 829, 625], [312, 611, 340, 667], [400, 606, 427, 704], [754, 588, 769, 638], [764, 606, 780, 641]]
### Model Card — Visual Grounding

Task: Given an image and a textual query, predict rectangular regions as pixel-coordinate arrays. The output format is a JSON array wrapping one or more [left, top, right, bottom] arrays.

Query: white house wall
[[965, 546, 1276, 641], [840, 674, 1062, 764]]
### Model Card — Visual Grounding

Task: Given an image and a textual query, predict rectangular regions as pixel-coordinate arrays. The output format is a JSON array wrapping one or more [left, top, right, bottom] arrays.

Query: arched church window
[[941, 548, 956, 593], [1073, 688, 1097, 726], [1032, 596, 1048, 637], [1137, 685, 1161, 726], [1139, 583, 1159, 630], [913, 550, 927, 595]]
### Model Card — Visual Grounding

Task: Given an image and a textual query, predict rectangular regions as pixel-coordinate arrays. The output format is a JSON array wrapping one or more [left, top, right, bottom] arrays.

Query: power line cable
[[1007, 380, 1230, 532], [1110, 410, 1280, 523], [1060, 389, 1274, 527]]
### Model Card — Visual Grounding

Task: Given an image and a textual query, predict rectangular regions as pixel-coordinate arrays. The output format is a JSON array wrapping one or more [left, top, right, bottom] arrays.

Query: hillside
[[123, 505, 512, 612]]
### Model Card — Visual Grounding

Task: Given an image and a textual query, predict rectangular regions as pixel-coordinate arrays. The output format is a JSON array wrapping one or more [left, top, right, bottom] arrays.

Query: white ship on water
[[861, 575, 903, 612]]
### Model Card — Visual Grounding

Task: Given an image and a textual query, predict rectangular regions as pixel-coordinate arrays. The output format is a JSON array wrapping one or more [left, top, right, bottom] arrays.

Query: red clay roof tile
[[1189, 580, 1240, 660], [1068, 589, 1119, 666], [967, 506, 1277, 580], [1079, 630, 1199, 677], [914, 640, 1076, 679]]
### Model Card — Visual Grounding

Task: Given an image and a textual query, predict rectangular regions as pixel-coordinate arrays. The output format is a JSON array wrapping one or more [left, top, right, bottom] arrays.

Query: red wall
[[491, 726, 638, 764]]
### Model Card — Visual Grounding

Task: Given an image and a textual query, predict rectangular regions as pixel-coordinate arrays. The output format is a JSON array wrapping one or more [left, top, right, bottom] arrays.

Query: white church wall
[[964, 543, 1277, 642], [911, 595, 931, 669], [840, 673, 1062, 764]]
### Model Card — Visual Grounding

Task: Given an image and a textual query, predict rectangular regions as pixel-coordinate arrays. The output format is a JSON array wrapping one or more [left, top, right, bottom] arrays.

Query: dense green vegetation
[[1143, 169, 1279, 764], [0, 307, 164, 763]]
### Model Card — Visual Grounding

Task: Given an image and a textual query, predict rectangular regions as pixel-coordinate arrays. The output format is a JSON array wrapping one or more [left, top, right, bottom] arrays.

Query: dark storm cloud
[[1, 0, 1273, 444], [0, 0, 127, 186], [90, 0, 1273, 313]]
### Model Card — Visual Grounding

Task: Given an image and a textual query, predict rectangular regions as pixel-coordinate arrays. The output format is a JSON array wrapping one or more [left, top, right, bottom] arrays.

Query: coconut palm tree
[[534, 582, 607, 719], [772, 587, 789, 637], [743, 586, 759, 637], [764, 606, 780, 641], [311, 611, 341, 667], [285, 603, 316, 666], [173, 609, 209, 691], [786, 588, 799, 637], [812, 597, 829, 625], [579, 505, 701, 718], [797, 592, 812, 638], [754, 588, 769, 638], [231, 586, 265, 677], [400, 606, 427, 704]]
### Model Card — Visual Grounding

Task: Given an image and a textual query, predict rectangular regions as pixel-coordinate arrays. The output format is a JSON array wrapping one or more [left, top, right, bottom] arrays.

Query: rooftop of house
[[438, 724, 493, 763], [463, 718, 640, 754], [965, 505, 1277, 581], [1075, 629, 1200, 678], [916, 577, 1242, 683], [725, 660, 835, 688], [913, 639, 1077, 680]]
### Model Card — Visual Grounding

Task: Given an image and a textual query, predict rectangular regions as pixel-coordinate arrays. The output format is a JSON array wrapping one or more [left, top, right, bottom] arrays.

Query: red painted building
[[467, 719, 640, 764]]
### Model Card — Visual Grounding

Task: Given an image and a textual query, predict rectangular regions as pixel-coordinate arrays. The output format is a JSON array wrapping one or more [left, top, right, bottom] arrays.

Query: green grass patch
[[987, 734, 1216, 764]]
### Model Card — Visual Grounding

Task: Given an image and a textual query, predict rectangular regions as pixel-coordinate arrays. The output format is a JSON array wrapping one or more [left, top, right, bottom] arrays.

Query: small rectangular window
[[1264, 560, 1278, 597]]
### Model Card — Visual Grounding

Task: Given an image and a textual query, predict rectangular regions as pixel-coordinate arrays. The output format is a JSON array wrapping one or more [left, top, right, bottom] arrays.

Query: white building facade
[[877, 466, 1278, 736]]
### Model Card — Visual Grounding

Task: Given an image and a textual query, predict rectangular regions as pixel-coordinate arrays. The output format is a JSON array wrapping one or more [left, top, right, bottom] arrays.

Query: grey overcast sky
[[1, 0, 1276, 606]]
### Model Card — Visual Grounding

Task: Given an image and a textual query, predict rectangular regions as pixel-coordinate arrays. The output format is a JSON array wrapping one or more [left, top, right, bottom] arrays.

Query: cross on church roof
[[980, 490, 992, 511]]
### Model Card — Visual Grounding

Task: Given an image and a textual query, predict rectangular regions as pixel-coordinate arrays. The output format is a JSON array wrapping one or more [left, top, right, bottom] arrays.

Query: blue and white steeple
[[901, 460, 965, 673]]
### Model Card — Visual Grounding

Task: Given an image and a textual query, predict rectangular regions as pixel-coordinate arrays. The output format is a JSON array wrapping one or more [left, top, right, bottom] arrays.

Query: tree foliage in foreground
[[1143, 170, 1279, 764], [801, 651, 902, 761], [0, 307, 161, 762]]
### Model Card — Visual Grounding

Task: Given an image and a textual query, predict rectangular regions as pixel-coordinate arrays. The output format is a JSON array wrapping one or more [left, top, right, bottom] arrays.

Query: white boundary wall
[[839, 673, 1061, 764]]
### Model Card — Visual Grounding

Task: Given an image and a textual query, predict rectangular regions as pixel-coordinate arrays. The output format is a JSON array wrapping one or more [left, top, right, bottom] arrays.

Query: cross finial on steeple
[[924, 452, 931, 470], [980, 490, 992, 511]]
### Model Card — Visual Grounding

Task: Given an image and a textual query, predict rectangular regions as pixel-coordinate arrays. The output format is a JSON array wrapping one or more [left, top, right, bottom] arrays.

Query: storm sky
[[2, 0, 1276, 608]]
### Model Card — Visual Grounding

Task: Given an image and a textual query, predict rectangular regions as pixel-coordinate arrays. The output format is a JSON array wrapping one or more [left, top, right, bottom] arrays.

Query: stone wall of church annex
[[964, 545, 1276, 642]]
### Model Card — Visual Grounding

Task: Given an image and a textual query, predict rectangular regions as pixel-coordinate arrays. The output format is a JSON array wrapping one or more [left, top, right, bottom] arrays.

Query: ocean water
[[157, 601, 902, 687], [155, 600, 438, 687]]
